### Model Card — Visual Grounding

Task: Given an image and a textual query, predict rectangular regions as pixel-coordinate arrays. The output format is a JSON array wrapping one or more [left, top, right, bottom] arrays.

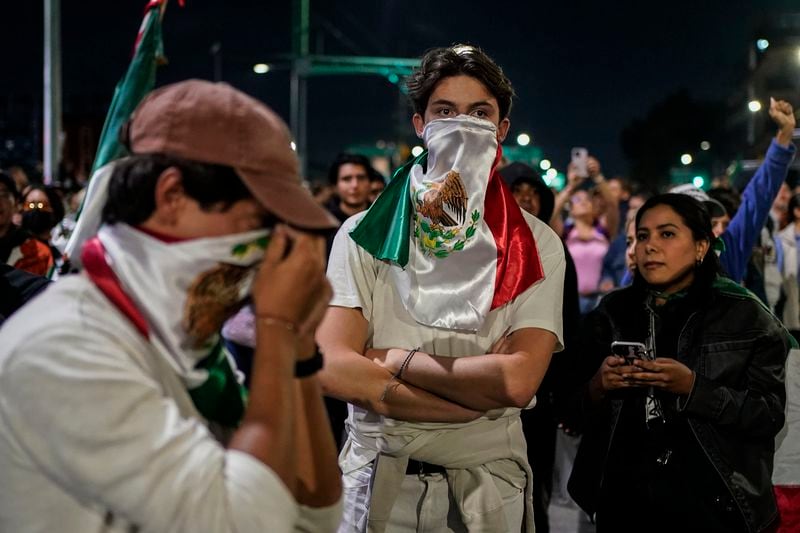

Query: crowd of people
[[0, 43, 797, 533]]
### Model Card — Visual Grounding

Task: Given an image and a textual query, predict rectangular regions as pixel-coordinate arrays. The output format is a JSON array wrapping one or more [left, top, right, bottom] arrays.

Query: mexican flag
[[65, 0, 172, 266], [350, 117, 543, 331]]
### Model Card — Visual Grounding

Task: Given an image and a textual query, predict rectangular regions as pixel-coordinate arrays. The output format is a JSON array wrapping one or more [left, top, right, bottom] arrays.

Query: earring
[[696, 257, 702, 267]]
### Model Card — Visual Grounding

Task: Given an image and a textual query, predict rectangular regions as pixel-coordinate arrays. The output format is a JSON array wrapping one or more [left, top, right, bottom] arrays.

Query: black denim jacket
[[568, 277, 791, 532]]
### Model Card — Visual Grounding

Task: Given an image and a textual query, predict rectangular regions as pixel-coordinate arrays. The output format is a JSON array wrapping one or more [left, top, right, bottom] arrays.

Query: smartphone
[[571, 147, 589, 179], [610, 341, 649, 364]]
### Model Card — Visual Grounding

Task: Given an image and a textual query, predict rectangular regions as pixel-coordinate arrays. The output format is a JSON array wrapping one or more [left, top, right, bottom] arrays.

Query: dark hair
[[327, 153, 374, 186], [0, 172, 19, 201], [708, 188, 740, 218], [633, 193, 722, 290], [788, 193, 800, 224], [406, 44, 515, 120], [24, 184, 65, 224], [102, 154, 253, 226]]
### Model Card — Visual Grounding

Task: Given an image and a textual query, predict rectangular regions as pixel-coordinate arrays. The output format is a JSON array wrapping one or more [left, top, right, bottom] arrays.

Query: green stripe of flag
[[349, 151, 427, 267], [91, 3, 165, 173]]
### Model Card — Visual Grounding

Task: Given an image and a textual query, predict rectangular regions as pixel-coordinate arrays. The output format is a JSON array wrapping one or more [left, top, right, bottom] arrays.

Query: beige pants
[[338, 464, 525, 533]]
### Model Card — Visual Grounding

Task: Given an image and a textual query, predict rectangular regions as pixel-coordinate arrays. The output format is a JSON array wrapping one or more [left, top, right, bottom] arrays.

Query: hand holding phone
[[610, 341, 649, 365]]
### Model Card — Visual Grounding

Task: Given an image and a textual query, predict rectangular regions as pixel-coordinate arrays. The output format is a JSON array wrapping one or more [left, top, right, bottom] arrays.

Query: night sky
[[2, 0, 797, 180]]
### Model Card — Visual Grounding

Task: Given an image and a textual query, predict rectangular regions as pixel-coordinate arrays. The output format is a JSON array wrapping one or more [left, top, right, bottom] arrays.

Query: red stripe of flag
[[484, 145, 544, 309]]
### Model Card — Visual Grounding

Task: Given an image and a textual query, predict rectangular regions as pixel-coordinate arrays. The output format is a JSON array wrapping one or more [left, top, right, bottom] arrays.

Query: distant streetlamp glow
[[411, 145, 424, 157], [680, 153, 693, 165], [539, 159, 552, 170], [756, 39, 769, 52], [516, 133, 531, 146], [545, 168, 557, 180], [700, 141, 711, 151], [253, 63, 270, 74], [693, 176, 705, 188], [748, 100, 762, 112]]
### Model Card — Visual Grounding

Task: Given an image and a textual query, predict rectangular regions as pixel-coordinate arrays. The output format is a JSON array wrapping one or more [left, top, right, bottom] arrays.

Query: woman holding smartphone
[[568, 193, 791, 532]]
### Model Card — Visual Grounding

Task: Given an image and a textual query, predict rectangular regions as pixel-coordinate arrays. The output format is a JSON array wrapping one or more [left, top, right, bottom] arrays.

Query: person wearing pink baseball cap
[[0, 80, 343, 532]]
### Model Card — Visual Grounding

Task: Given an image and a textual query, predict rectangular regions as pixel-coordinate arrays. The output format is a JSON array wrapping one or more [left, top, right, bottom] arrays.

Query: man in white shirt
[[317, 45, 565, 532], [0, 80, 343, 532]]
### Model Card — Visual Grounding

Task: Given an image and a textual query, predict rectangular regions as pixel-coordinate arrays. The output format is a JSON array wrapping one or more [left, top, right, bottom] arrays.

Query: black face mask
[[22, 209, 56, 235]]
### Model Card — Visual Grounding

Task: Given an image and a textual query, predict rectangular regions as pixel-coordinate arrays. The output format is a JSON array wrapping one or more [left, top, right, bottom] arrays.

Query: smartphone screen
[[571, 147, 589, 178], [610, 341, 648, 364]]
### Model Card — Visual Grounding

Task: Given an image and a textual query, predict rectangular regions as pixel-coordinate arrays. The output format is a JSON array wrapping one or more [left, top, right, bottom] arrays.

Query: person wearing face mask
[[568, 194, 790, 532], [0, 80, 343, 532], [317, 45, 565, 532], [0, 172, 55, 277], [20, 184, 64, 273]]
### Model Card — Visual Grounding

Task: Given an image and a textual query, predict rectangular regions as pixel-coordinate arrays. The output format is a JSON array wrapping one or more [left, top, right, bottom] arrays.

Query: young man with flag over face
[[0, 80, 343, 532], [317, 44, 566, 532]]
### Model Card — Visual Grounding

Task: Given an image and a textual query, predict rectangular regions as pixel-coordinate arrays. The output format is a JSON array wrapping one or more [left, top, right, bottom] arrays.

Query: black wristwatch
[[295, 350, 324, 378]]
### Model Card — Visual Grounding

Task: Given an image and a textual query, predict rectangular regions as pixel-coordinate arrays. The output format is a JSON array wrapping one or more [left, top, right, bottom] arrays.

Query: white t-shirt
[[0, 275, 339, 533], [327, 209, 565, 439]]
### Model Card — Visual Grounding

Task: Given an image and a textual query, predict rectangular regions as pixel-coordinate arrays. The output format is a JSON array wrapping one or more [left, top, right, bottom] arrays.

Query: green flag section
[[349, 152, 427, 267], [92, 1, 166, 173], [65, 1, 170, 264]]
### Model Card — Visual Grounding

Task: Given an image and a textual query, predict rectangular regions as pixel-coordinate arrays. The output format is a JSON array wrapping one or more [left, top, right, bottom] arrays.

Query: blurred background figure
[[369, 171, 386, 203], [0, 173, 53, 277], [20, 184, 64, 273], [324, 152, 374, 224], [553, 155, 619, 314], [503, 162, 582, 533]]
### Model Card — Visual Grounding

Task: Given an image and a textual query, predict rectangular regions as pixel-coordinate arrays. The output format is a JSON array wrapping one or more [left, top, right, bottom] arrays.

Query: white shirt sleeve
[[0, 326, 300, 533], [507, 216, 566, 352], [327, 214, 378, 318]]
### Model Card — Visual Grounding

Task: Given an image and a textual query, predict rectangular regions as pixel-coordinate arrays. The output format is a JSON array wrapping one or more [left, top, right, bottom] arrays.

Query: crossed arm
[[316, 306, 557, 419]]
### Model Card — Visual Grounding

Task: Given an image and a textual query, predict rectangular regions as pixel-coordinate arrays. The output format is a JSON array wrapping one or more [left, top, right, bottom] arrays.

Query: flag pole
[[43, 0, 62, 185]]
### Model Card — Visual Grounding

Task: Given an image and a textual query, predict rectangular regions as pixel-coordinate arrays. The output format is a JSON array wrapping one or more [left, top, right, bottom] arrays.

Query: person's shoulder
[[710, 277, 786, 329], [0, 275, 140, 365], [521, 210, 563, 257], [340, 211, 369, 233], [595, 284, 640, 313]]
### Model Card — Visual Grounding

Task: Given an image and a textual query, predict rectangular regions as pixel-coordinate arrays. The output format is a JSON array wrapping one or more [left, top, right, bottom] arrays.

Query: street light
[[539, 159, 551, 170], [681, 153, 693, 165], [693, 176, 705, 188], [545, 168, 557, 180], [516, 133, 531, 146], [253, 63, 270, 74], [700, 141, 711, 151], [756, 39, 769, 52], [748, 100, 762, 112], [411, 145, 424, 157]]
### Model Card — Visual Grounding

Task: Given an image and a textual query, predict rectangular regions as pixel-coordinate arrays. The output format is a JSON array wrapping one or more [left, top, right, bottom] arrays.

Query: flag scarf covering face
[[82, 223, 270, 426], [65, 1, 166, 267], [350, 115, 544, 331]]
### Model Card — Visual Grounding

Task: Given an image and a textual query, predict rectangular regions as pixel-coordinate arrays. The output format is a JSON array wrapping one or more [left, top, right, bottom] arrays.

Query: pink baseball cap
[[128, 79, 338, 230]]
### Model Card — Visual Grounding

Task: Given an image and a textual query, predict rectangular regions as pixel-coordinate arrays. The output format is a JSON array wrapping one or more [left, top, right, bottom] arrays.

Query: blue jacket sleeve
[[720, 139, 795, 282]]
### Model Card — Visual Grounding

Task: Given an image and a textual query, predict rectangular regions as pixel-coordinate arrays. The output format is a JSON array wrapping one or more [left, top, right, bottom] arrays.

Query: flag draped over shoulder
[[65, 0, 170, 266], [349, 117, 544, 331]]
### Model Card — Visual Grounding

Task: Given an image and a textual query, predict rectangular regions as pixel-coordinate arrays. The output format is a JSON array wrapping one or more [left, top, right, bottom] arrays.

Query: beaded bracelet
[[379, 347, 420, 402]]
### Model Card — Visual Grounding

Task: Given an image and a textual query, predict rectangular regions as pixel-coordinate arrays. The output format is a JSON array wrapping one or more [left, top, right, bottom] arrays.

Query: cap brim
[[704, 199, 727, 219], [237, 168, 340, 230]]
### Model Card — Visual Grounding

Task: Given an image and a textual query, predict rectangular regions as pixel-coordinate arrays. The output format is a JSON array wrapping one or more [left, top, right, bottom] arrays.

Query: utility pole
[[290, 0, 310, 176], [43, 0, 62, 185], [747, 43, 757, 146], [210, 41, 223, 82], [289, 0, 419, 177]]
